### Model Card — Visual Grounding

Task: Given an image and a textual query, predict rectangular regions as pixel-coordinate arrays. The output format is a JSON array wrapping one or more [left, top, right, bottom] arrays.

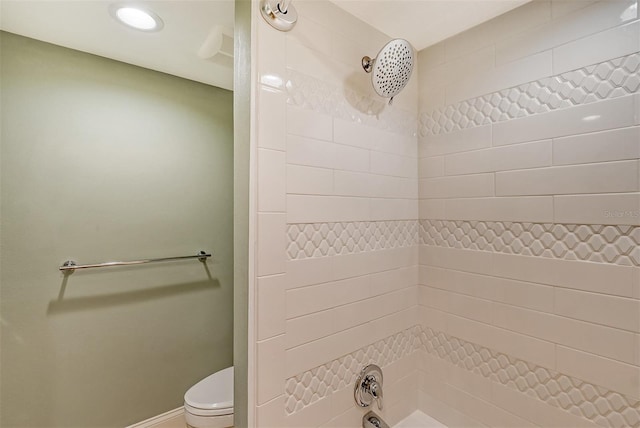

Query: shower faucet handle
[[369, 378, 383, 410], [354, 364, 384, 410]]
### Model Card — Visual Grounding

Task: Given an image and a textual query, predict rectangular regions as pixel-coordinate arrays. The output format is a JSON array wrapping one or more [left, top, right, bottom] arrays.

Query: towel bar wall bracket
[[59, 250, 211, 273]]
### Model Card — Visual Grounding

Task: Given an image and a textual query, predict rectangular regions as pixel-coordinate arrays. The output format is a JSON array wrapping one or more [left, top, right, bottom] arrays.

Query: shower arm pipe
[[59, 251, 211, 273]]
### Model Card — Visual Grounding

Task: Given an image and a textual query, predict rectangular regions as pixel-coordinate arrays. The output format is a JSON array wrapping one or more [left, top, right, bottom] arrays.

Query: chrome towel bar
[[59, 251, 211, 272]]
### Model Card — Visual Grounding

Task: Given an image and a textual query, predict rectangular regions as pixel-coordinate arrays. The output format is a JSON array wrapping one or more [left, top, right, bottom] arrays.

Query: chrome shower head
[[362, 39, 414, 104]]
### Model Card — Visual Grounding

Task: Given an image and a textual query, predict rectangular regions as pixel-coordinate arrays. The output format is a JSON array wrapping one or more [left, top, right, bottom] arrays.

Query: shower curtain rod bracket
[[260, 0, 297, 32]]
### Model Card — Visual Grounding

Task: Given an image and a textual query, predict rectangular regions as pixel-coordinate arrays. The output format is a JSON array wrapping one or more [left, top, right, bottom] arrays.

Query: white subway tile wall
[[285, 325, 640, 426], [418, 327, 640, 427], [419, 54, 640, 138], [286, 221, 419, 259], [287, 220, 640, 267], [416, 1, 640, 427], [419, 220, 640, 266], [285, 327, 421, 414], [254, 1, 420, 425], [252, 0, 640, 426]]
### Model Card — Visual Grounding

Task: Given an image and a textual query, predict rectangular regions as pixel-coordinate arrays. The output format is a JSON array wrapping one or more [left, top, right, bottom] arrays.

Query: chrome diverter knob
[[354, 364, 384, 410]]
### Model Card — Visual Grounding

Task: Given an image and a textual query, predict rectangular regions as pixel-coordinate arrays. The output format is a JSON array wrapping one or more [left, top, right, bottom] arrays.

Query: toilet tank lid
[[184, 366, 234, 410]]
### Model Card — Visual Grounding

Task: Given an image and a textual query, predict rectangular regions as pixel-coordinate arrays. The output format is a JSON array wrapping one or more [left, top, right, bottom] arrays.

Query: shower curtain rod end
[[260, 0, 298, 32]]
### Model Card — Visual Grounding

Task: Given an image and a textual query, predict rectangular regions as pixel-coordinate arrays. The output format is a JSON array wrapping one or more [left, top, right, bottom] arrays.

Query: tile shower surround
[[418, 52, 640, 136], [283, 52, 640, 140], [284, 218, 640, 426], [286, 65, 636, 240], [286, 69, 417, 138], [287, 220, 640, 266], [285, 325, 640, 428], [412, 3, 639, 425], [277, 60, 638, 427], [254, 2, 640, 428]]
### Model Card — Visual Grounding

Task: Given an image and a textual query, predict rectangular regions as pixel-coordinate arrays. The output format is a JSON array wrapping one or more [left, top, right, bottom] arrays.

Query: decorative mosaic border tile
[[419, 220, 640, 267], [419, 326, 640, 428], [286, 219, 640, 266], [287, 220, 419, 260], [286, 69, 418, 137], [284, 326, 421, 414], [418, 53, 640, 137], [285, 325, 640, 427]]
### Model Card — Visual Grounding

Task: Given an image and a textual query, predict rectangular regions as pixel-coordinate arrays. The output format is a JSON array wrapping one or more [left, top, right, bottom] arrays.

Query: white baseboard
[[126, 407, 185, 428]]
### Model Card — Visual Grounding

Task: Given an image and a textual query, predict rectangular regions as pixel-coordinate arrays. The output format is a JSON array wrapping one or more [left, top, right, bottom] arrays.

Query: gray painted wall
[[0, 31, 234, 427]]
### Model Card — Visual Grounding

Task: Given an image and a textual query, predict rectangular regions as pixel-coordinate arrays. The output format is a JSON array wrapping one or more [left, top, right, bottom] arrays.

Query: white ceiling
[[1, 0, 531, 90], [0, 1, 235, 90], [330, 0, 532, 51]]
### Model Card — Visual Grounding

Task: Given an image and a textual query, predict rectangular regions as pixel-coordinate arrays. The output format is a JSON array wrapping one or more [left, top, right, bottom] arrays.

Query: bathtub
[[394, 411, 447, 428]]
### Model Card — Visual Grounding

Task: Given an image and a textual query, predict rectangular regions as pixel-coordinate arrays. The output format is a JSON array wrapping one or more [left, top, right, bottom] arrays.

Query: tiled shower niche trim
[[287, 221, 419, 260], [419, 219, 640, 267], [418, 52, 640, 137], [285, 326, 640, 428], [285, 69, 418, 137]]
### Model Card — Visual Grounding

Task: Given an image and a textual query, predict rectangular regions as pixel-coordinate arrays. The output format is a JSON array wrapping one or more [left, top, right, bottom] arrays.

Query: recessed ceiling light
[[110, 5, 164, 32]]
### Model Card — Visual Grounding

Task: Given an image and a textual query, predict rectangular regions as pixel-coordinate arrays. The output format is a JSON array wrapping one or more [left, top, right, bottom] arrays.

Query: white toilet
[[184, 366, 234, 428]]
